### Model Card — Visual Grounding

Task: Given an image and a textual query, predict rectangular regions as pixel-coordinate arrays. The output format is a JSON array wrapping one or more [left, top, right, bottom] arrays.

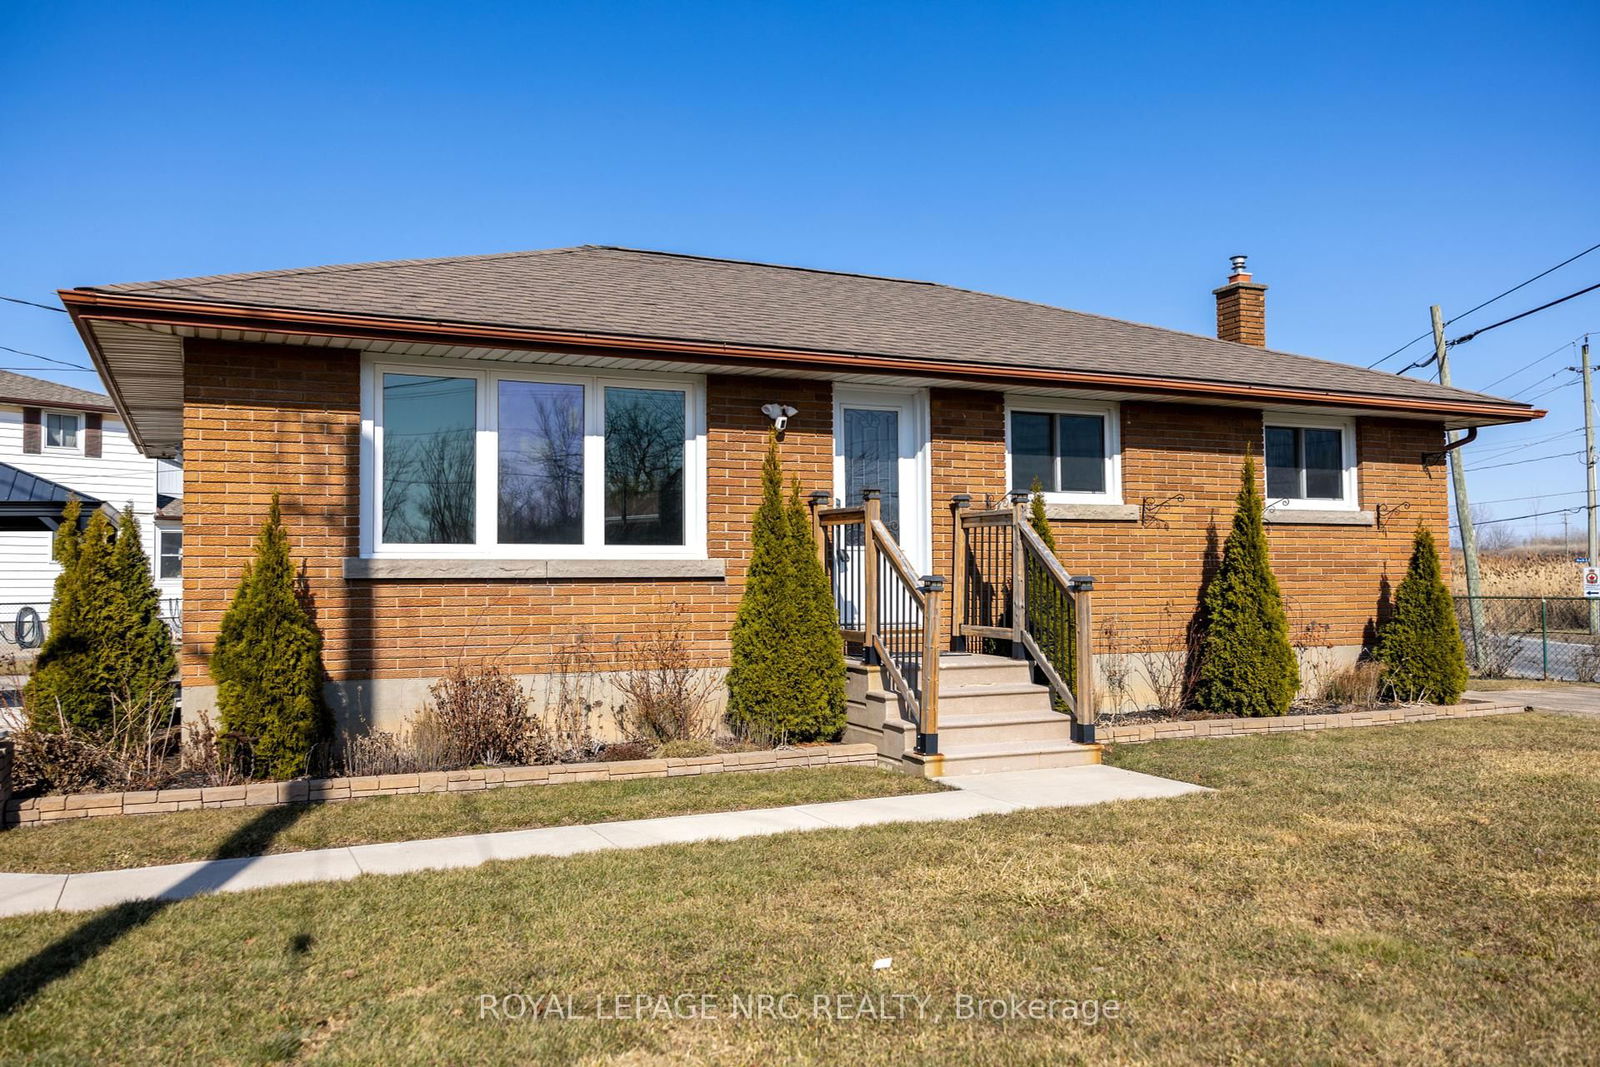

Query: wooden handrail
[[1018, 521, 1076, 589], [869, 519, 927, 601], [949, 493, 1098, 741], [812, 490, 944, 755]]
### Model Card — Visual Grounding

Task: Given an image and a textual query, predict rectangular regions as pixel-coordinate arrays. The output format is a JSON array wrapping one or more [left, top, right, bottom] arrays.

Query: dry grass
[[0, 715, 1595, 1064], [0, 767, 940, 875], [1453, 549, 1581, 598]]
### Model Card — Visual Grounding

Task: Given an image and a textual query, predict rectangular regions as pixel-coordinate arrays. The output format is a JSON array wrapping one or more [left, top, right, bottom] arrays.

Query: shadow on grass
[[0, 800, 315, 1016]]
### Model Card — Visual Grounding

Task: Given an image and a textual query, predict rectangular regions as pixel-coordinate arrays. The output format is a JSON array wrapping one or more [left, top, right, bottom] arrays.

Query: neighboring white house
[[0, 370, 180, 645]]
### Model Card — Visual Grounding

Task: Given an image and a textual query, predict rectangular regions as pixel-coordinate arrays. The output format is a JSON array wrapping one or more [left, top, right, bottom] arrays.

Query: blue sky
[[2, 1, 1597, 540]]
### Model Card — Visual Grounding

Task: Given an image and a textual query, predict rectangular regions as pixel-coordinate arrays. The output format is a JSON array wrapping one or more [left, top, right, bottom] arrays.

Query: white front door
[[833, 387, 930, 575]]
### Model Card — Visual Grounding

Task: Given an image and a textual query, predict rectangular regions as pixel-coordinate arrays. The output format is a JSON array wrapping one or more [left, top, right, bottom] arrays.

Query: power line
[[1468, 425, 1585, 458], [1477, 336, 1586, 393], [0, 367, 100, 372], [1467, 448, 1585, 472], [1509, 367, 1573, 399], [0, 343, 93, 371], [1466, 488, 1588, 506], [1522, 378, 1580, 404], [1449, 282, 1600, 347], [1368, 241, 1600, 369], [1450, 505, 1584, 529], [0, 295, 67, 313]]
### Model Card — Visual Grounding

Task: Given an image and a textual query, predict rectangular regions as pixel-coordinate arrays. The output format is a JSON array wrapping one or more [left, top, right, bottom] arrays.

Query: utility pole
[[1583, 340, 1598, 633], [1435, 305, 1486, 651]]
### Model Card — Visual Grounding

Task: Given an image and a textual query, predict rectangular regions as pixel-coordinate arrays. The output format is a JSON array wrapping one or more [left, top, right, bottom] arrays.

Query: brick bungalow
[[59, 248, 1538, 773]]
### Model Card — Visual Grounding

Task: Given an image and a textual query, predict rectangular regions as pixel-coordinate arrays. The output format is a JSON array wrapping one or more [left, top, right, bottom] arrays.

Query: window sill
[[1264, 509, 1375, 527], [1042, 503, 1141, 522], [343, 557, 727, 581]]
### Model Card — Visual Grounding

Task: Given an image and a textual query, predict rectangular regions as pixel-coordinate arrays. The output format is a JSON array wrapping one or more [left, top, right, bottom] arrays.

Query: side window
[[45, 412, 81, 450], [158, 528, 183, 579]]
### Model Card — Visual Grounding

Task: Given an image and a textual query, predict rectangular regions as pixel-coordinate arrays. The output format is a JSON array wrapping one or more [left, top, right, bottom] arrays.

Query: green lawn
[[0, 766, 942, 874], [1, 714, 1596, 1064]]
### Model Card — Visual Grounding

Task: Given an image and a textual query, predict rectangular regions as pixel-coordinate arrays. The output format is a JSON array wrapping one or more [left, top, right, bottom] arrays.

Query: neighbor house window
[[366, 363, 704, 558], [44, 412, 80, 450], [158, 529, 183, 579], [1006, 400, 1121, 502], [1264, 416, 1358, 508]]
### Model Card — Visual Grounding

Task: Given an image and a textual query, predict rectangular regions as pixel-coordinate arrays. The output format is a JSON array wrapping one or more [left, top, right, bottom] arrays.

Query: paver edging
[[2, 743, 878, 829], [1097, 699, 1529, 745]]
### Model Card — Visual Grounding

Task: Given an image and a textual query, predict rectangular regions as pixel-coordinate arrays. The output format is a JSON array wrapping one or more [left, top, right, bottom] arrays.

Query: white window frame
[[157, 527, 183, 580], [43, 410, 83, 453], [1262, 412, 1359, 512], [360, 357, 707, 560], [1003, 397, 1122, 505]]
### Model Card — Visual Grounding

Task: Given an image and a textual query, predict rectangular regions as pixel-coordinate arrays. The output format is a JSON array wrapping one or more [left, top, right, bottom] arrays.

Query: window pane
[[46, 413, 77, 448], [1265, 427, 1299, 499], [1010, 412, 1055, 493], [159, 531, 182, 579], [604, 387, 685, 546], [498, 380, 584, 544], [382, 374, 477, 544], [1056, 414, 1106, 493], [1303, 428, 1344, 499], [842, 407, 902, 538]]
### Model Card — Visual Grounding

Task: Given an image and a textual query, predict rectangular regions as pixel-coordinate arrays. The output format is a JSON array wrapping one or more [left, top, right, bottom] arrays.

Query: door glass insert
[[842, 407, 900, 539]]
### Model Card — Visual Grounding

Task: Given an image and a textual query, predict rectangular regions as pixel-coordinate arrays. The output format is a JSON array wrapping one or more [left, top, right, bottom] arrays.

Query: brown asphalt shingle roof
[[0, 370, 111, 411], [84, 246, 1521, 410]]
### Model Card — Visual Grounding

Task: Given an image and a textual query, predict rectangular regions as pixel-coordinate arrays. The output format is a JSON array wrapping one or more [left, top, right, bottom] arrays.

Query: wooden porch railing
[[810, 490, 945, 756], [951, 492, 1098, 741]]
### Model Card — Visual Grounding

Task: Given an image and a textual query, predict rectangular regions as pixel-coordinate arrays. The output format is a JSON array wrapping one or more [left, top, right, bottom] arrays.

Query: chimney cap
[[1229, 254, 1249, 276]]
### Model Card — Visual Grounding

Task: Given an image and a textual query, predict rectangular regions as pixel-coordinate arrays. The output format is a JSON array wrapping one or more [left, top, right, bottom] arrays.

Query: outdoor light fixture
[[761, 403, 798, 433]]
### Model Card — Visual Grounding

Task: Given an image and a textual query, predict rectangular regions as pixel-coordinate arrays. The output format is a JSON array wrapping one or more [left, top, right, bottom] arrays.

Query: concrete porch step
[[936, 709, 1078, 746], [907, 739, 1102, 777], [935, 654, 1035, 687], [936, 681, 1055, 716]]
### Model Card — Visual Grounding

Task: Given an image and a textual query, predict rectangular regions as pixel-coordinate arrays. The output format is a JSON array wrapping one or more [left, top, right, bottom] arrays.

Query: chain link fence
[[0, 600, 181, 657], [1454, 596, 1600, 682]]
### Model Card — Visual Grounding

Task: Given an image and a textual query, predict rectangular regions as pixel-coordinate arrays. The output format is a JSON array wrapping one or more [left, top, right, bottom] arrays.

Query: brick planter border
[[1097, 699, 1529, 745], [2, 743, 878, 829]]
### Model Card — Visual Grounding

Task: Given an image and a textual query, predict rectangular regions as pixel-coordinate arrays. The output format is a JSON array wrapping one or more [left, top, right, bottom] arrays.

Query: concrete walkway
[[0, 765, 1206, 918], [1465, 685, 1600, 719]]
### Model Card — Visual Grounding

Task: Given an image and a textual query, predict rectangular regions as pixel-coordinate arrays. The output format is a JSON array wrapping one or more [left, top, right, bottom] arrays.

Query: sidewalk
[[1465, 685, 1600, 719], [0, 765, 1207, 918]]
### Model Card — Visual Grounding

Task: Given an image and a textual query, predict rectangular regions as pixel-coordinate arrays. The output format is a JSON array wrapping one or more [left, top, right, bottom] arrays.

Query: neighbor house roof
[[59, 246, 1538, 455], [0, 370, 111, 412], [0, 462, 105, 525]]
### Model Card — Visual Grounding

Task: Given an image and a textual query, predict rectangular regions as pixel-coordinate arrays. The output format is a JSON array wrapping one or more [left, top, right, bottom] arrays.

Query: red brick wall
[[925, 391, 1449, 652], [182, 339, 1448, 693], [181, 339, 833, 688]]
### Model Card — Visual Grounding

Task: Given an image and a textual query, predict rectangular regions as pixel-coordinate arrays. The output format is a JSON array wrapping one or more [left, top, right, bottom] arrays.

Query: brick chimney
[[1213, 255, 1268, 347]]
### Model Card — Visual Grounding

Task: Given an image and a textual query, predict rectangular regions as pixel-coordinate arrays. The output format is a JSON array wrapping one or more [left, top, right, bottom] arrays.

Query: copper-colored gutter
[[59, 288, 1543, 424]]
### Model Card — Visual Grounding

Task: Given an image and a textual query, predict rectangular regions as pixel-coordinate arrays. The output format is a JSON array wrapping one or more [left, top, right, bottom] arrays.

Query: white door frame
[[831, 385, 932, 576]]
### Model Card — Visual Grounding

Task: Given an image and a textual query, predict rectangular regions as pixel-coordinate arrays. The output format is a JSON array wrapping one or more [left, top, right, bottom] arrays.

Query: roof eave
[[59, 288, 1543, 430]]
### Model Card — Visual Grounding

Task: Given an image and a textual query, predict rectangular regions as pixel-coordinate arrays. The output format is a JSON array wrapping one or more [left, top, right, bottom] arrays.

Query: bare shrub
[[1132, 625, 1194, 713], [341, 731, 422, 777], [10, 685, 183, 795], [615, 611, 718, 744], [180, 708, 249, 787], [1575, 639, 1600, 684], [656, 738, 717, 758], [540, 638, 602, 762], [1323, 661, 1382, 709], [1468, 623, 1520, 678], [1290, 618, 1336, 702], [1097, 618, 1134, 720], [598, 740, 653, 762], [429, 662, 537, 766]]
